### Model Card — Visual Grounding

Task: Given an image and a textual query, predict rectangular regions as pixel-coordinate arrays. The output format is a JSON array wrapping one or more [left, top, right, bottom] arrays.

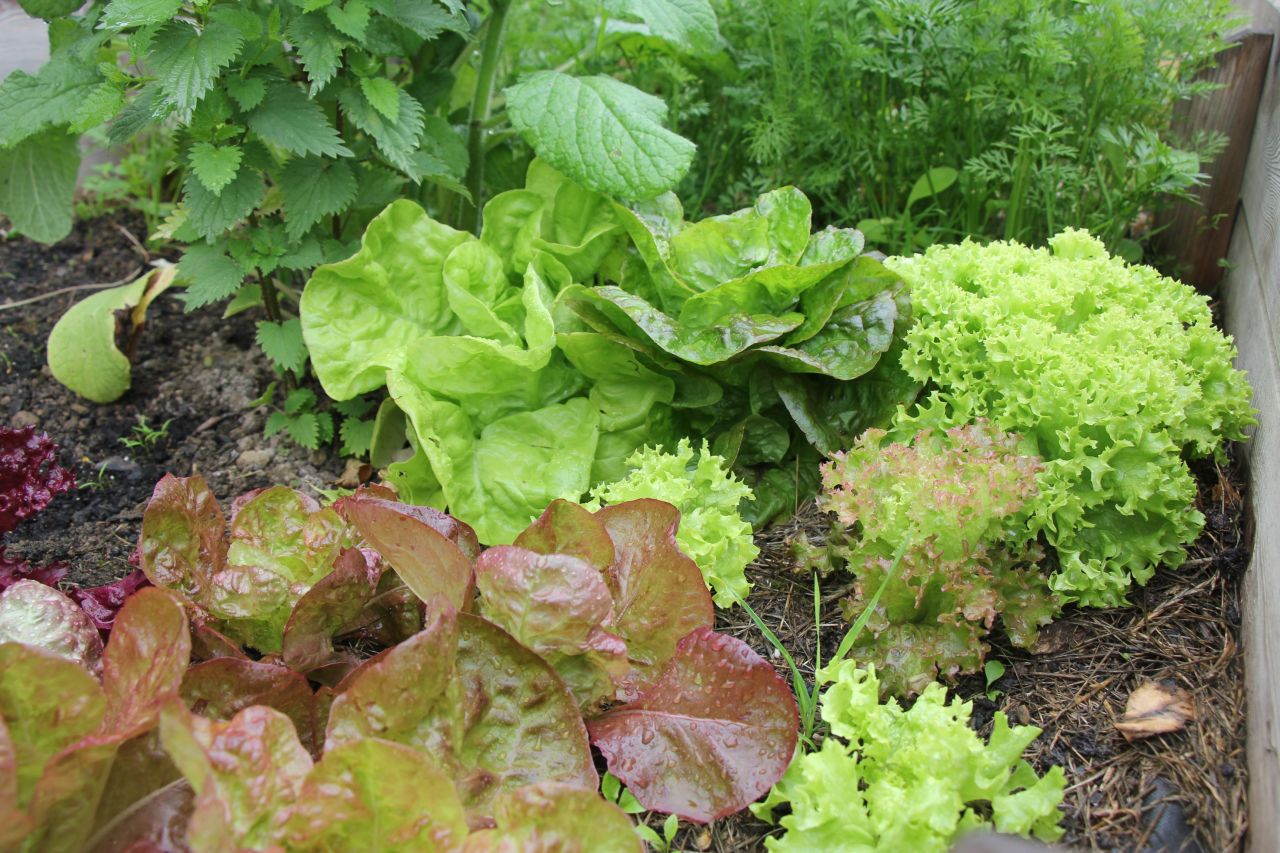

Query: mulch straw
[[674, 448, 1250, 852]]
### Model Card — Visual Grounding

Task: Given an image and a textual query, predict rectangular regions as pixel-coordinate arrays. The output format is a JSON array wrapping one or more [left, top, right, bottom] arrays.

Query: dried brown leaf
[[1114, 680, 1195, 742]]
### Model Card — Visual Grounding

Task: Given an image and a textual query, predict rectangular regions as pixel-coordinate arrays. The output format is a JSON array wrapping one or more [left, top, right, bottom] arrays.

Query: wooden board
[[1159, 31, 1272, 292]]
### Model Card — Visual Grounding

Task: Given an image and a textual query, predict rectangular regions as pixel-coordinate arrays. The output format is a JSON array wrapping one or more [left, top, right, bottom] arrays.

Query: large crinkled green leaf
[[604, 0, 722, 57], [462, 783, 643, 853], [301, 199, 473, 400], [286, 739, 469, 851], [504, 71, 695, 200], [522, 160, 625, 281], [756, 289, 900, 380], [326, 606, 596, 820], [0, 55, 102, 148], [587, 628, 798, 824], [564, 284, 801, 366]]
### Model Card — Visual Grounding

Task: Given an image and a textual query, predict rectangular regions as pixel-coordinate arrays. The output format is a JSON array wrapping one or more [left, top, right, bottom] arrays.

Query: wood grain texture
[[1159, 31, 1272, 292], [1223, 3, 1280, 851]]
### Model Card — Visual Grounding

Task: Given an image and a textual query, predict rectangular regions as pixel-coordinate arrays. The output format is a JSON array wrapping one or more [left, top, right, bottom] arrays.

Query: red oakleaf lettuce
[[0, 426, 75, 535], [587, 628, 799, 823]]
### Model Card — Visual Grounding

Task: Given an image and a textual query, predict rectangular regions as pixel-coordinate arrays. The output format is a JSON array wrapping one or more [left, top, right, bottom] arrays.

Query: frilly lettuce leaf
[[886, 229, 1256, 605]]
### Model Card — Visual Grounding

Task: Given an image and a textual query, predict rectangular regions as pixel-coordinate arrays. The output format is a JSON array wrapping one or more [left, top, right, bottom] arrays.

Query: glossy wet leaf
[[140, 474, 227, 604], [0, 580, 103, 674], [282, 547, 383, 675], [513, 499, 615, 570], [102, 587, 191, 735], [462, 782, 643, 853], [181, 658, 320, 757], [587, 628, 798, 823]]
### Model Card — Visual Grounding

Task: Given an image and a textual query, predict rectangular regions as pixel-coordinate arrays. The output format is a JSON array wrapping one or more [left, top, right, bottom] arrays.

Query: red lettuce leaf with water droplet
[[338, 492, 477, 612], [461, 782, 642, 853], [587, 627, 798, 823], [514, 499, 616, 568], [180, 658, 321, 758], [281, 547, 383, 679], [0, 579, 103, 673]]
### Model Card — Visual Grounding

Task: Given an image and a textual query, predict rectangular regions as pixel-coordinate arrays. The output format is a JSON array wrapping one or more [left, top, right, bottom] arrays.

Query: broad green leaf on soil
[[462, 783, 643, 853], [279, 155, 358, 239], [0, 644, 105, 809], [587, 628, 798, 823], [180, 659, 321, 756], [301, 199, 472, 399], [161, 703, 314, 852], [504, 71, 695, 199], [339, 494, 476, 611], [0, 129, 80, 244], [604, 0, 722, 56], [285, 739, 469, 851], [100, 0, 183, 29], [148, 20, 245, 115], [247, 83, 352, 158], [179, 243, 245, 309], [595, 500, 713, 698], [188, 141, 243, 195], [46, 266, 179, 403], [326, 606, 597, 820], [0, 581, 103, 673], [522, 160, 625, 280]]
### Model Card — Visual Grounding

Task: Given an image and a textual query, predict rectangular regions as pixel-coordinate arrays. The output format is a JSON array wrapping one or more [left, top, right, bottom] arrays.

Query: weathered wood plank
[[1236, 1, 1280, 293], [1160, 31, 1272, 292]]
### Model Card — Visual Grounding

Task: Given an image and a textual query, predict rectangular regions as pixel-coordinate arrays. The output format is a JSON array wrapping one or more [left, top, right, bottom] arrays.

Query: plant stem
[[261, 275, 283, 325], [456, 0, 510, 234]]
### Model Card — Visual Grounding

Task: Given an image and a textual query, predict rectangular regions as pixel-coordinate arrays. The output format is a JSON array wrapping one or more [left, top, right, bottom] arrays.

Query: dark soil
[[1, 218, 1251, 852], [1, 212, 343, 587]]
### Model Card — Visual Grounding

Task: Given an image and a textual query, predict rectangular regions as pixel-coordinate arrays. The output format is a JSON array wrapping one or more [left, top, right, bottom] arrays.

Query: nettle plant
[[0, 473, 800, 849], [8, 0, 718, 450], [795, 421, 1058, 697]]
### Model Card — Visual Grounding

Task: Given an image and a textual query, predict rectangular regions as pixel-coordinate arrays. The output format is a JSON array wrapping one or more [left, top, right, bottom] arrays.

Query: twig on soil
[[0, 269, 144, 311]]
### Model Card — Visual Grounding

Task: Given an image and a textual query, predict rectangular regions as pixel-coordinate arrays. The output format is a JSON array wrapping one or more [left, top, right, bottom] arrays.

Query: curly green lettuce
[[752, 662, 1065, 852], [885, 230, 1255, 606], [588, 439, 758, 607], [809, 422, 1056, 696]]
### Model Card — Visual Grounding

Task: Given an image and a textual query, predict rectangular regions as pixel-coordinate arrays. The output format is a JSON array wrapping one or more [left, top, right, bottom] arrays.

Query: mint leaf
[[149, 20, 245, 115], [359, 77, 399, 123], [505, 71, 695, 199], [279, 156, 358, 240], [189, 141, 244, 195], [326, 0, 371, 41], [226, 76, 267, 110], [247, 83, 352, 158], [368, 0, 467, 39], [337, 85, 424, 175], [0, 56, 102, 147], [183, 165, 265, 240], [0, 130, 79, 244], [100, 0, 183, 29], [179, 243, 246, 309], [287, 14, 344, 96], [257, 320, 309, 374]]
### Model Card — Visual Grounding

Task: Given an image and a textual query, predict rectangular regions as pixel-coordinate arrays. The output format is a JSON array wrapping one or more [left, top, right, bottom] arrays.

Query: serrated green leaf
[[316, 411, 335, 444], [280, 237, 325, 270], [605, 0, 722, 56], [223, 283, 263, 317], [19, 0, 81, 18], [325, 0, 371, 40], [258, 319, 309, 374], [0, 130, 79, 244], [246, 83, 352, 158], [183, 165, 265, 240], [359, 77, 399, 122], [107, 85, 164, 147], [505, 71, 694, 199], [278, 156, 357, 240], [285, 387, 318, 414], [149, 20, 245, 115], [226, 76, 267, 110], [368, 0, 467, 39], [340, 416, 374, 457], [333, 396, 375, 418], [189, 141, 244, 195], [287, 412, 320, 448], [179, 243, 246, 309], [99, 0, 183, 30], [265, 410, 290, 438], [287, 14, 344, 96], [338, 85, 424, 175], [0, 55, 103, 147], [71, 81, 126, 133]]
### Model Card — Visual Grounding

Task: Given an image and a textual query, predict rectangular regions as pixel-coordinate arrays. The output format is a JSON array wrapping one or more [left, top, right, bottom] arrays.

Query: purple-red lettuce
[[0, 426, 74, 535]]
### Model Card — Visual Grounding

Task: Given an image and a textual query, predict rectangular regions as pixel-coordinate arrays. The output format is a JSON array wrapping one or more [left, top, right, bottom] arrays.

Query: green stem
[[456, 0, 510, 234]]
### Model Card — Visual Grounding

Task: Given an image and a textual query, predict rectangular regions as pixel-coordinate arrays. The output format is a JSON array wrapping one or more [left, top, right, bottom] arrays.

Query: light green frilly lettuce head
[[587, 439, 758, 608], [752, 662, 1065, 851], [885, 230, 1255, 607], [300, 161, 676, 544]]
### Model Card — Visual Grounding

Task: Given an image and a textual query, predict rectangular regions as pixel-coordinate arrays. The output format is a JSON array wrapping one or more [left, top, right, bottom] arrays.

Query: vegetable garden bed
[[0, 218, 1254, 850]]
